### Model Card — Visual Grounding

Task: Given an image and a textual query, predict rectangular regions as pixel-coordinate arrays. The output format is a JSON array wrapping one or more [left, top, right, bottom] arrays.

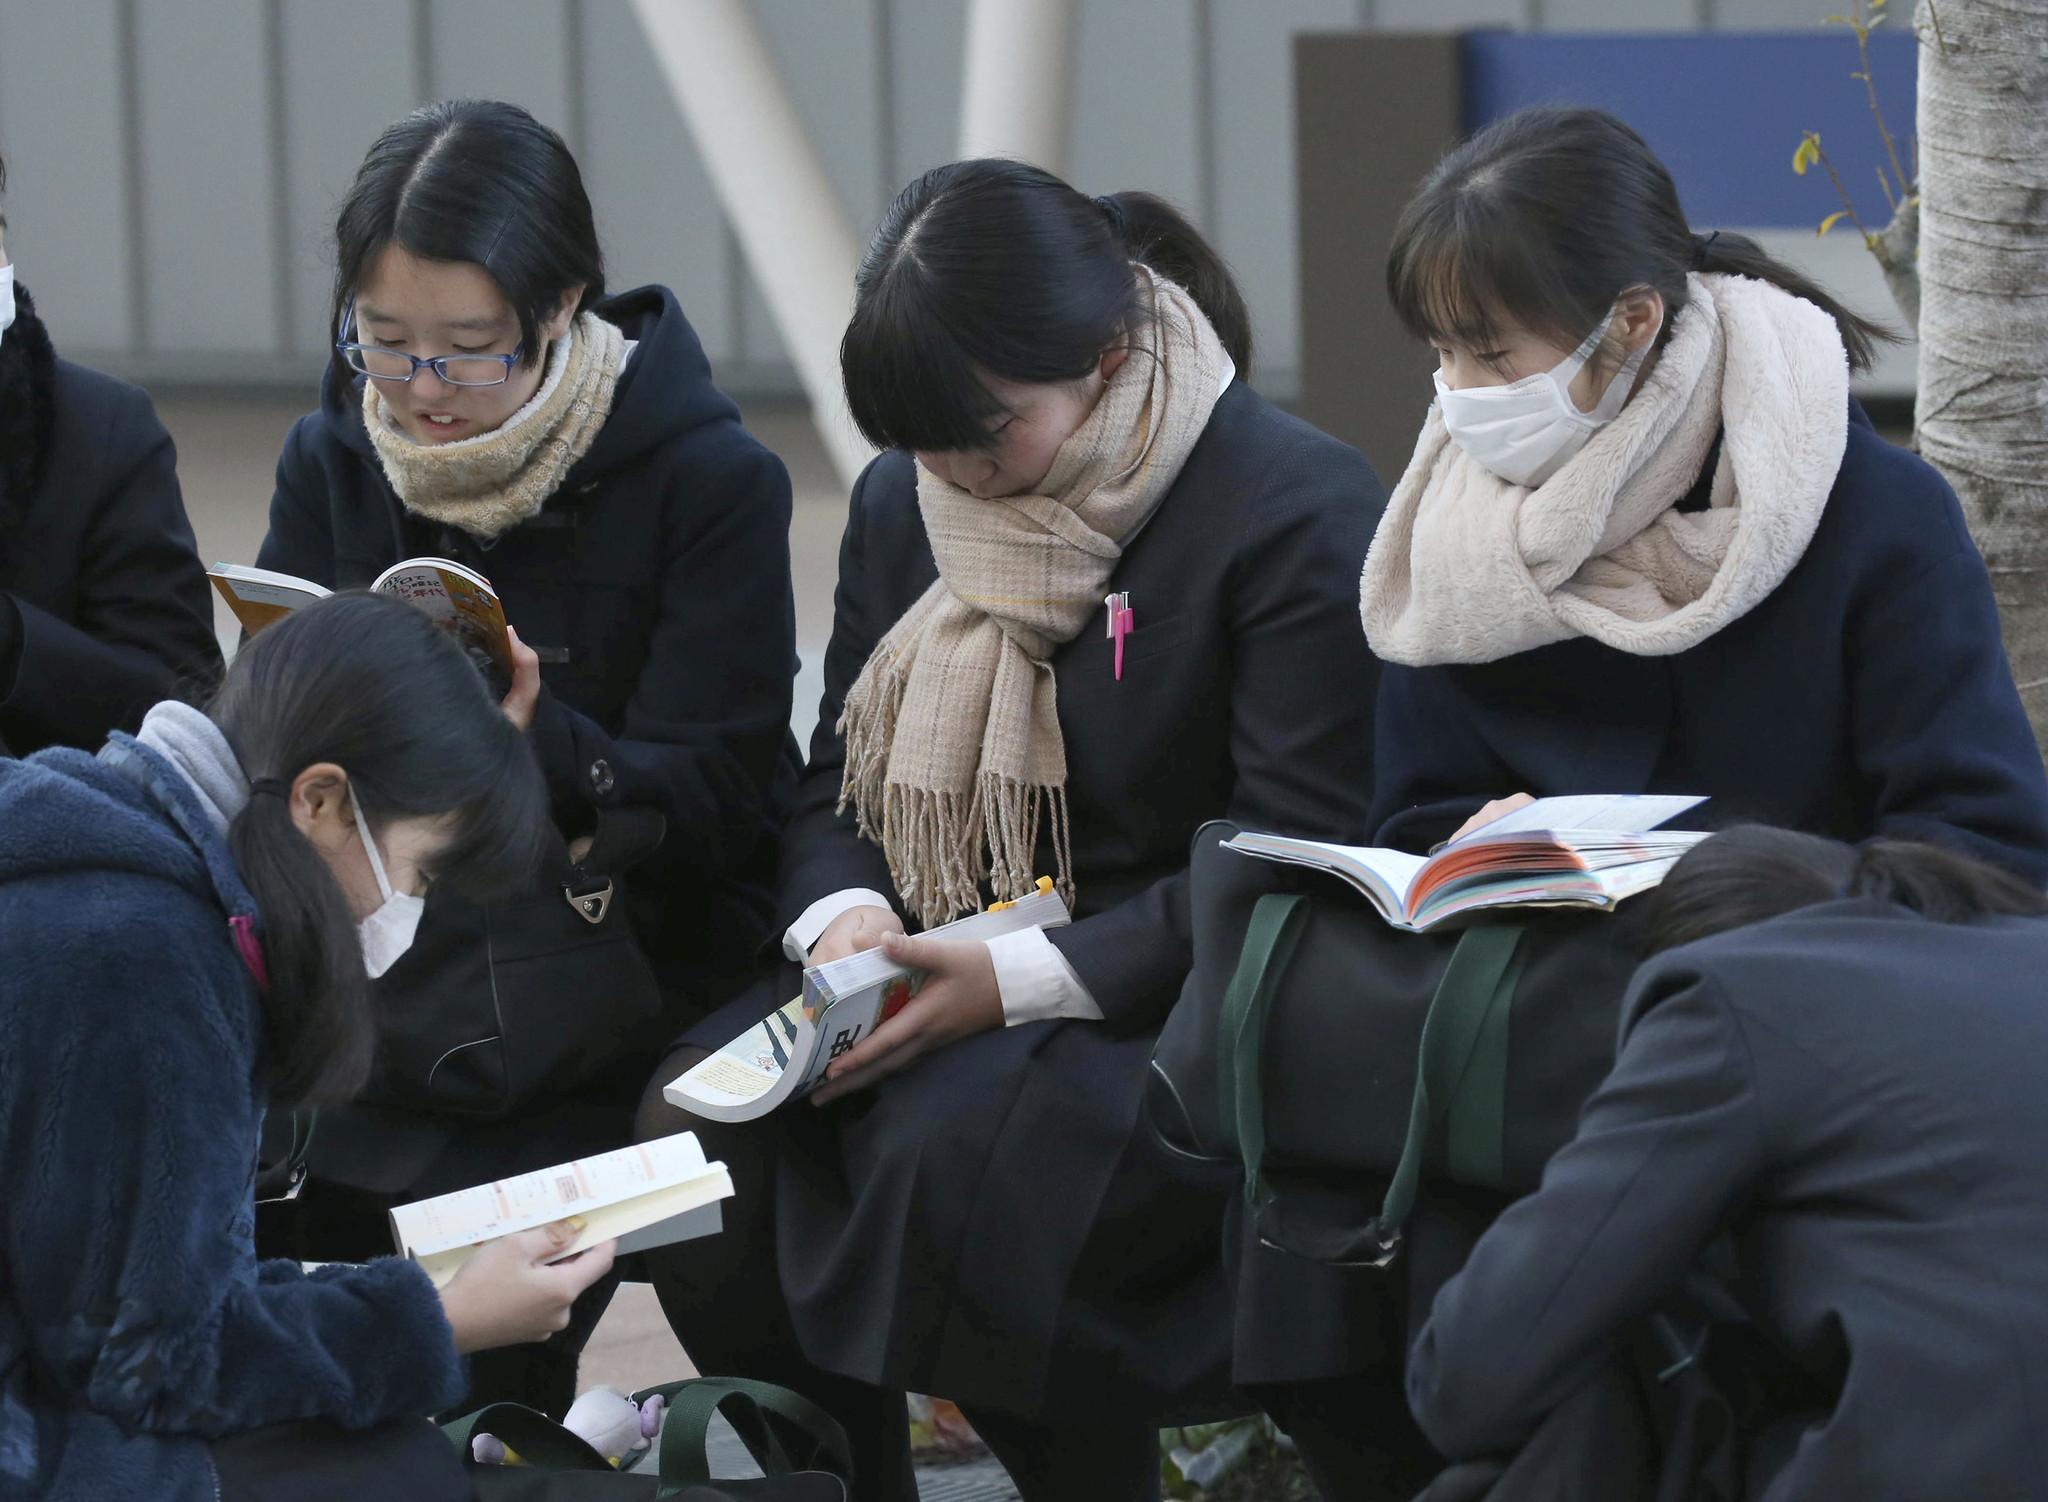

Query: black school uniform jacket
[[782, 383, 1385, 1032], [259, 285, 799, 998], [1370, 403, 2048, 882], [1409, 902, 2048, 1498], [0, 286, 222, 756]]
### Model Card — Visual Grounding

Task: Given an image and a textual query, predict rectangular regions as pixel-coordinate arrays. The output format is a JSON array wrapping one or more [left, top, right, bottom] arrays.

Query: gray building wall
[[0, 0, 1885, 401]]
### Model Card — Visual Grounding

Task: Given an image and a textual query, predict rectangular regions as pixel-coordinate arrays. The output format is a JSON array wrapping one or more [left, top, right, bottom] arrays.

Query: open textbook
[[667, 880, 1072, 1122], [1227, 793, 1709, 933], [388, 1132, 732, 1289], [209, 557, 513, 687]]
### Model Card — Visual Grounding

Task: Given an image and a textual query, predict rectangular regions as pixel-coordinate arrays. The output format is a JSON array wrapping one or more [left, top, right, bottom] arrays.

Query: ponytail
[[1388, 106, 1895, 375], [842, 158, 1249, 454], [1690, 228, 1890, 373], [211, 594, 549, 1106], [1645, 825, 2048, 957], [228, 787, 373, 1104], [1096, 190, 1253, 372]]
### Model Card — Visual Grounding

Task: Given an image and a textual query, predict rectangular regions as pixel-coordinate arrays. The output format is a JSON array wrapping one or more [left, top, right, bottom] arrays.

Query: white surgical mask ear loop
[[348, 784, 397, 903]]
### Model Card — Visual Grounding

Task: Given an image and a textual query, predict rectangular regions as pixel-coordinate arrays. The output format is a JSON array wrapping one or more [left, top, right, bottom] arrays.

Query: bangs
[[1386, 184, 1599, 356], [840, 267, 1010, 453]]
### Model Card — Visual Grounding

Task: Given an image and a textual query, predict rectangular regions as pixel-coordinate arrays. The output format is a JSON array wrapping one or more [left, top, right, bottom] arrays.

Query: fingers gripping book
[[388, 1132, 733, 1289], [666, 880, 1072, 1123]]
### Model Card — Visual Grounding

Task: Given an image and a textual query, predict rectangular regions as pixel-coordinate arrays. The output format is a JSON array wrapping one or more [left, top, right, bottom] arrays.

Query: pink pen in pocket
[[1104, 591, 1134, 680]]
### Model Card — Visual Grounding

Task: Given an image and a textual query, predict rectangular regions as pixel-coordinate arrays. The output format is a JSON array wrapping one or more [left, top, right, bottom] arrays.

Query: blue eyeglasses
[[334, 299, 526, 387]]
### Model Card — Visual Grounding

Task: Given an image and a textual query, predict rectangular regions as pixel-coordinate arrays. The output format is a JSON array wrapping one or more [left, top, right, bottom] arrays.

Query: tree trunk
[[1915, 0, 2048, 751]]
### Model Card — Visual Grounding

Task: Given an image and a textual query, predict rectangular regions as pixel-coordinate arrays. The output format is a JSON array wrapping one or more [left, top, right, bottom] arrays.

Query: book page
[[1223, 833, 1422, 916], [207, 565, 330, 635], [668, 999, 812, 1119], [371, 558, 513, 680], [411, 1167, 732, 1289], [390, 1132, 716, 1260], [1459, 794, 1706, 843]]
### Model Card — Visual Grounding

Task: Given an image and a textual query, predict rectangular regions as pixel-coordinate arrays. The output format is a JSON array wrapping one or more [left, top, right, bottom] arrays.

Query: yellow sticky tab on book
[[988, 877, 1055, 912]]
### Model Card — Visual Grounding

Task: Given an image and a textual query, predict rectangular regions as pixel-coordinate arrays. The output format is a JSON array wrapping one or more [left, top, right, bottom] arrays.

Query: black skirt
[[687, 988, 1242, 1423]]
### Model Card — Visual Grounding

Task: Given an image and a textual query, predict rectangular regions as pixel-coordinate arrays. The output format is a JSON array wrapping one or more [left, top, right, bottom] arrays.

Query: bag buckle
[[564, 876, 615, 925]]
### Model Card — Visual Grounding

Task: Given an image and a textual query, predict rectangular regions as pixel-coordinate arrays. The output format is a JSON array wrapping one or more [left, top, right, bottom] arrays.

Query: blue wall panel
[[1460, 30, 1916, 229]]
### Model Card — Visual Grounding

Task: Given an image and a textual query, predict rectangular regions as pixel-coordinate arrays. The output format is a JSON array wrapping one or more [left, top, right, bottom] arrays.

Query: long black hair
[[1387, 107, 1891, 374], [328, 99, 605, 389], [1645, 825, 2048, 956], [211, 593, 550, 1105], [841, 158, 1252, 453]]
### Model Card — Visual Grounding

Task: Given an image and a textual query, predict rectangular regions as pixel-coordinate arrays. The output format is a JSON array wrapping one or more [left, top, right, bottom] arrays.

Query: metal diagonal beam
[[629, 0, 873, 486]]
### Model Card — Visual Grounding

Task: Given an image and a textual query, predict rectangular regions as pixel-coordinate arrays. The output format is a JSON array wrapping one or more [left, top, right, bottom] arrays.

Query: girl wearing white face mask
[[0, 593, 632, 1500], [1241, 107, 2048, 1498], [0, 151, 222, 759]]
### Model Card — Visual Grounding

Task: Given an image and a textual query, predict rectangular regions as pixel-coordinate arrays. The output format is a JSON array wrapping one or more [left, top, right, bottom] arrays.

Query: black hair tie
[[1691, 229, 1722, 271], [249, 777, 291, 799]]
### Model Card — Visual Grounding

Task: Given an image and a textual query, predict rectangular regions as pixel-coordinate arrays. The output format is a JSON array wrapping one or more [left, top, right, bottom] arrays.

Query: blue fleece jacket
[[0, 736, 465, 1501]]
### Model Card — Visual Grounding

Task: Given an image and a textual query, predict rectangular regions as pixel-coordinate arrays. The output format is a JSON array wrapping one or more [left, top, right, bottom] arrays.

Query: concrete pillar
[[957, 0, 1077, 172]]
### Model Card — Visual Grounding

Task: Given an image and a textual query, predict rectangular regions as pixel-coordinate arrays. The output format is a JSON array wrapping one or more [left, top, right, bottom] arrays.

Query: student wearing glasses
[[254, 99, 799, 1416]]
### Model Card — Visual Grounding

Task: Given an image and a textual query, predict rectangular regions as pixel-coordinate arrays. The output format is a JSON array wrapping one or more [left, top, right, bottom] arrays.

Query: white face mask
[[350, 787, 425, 980], [1433, 303, 1658, 488], [0, 265, 15, 352]]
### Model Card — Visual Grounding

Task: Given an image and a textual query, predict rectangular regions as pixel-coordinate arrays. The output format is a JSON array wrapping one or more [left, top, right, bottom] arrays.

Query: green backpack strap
[[1216, 892, 1310, 1212], [441, 1400, 613, 1472], [632, 1378, 853, 1494], [1365, 922, 1526, 1258]]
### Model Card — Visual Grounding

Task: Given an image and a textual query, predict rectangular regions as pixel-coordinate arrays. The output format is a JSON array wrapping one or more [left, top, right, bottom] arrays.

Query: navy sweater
[[0, 739, 463, 1501]]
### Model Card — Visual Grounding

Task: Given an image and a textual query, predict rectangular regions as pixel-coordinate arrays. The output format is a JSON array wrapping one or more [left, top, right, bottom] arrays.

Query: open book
[[666, 880, 1072, 1122], [388, 1131, 732, 1289], [1227, 794, 1709, 933], [209, 558, 513, 688]]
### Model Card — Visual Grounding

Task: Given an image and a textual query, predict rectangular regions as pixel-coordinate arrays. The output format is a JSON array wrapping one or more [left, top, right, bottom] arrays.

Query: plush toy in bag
[[471, 1388, 667, 1471]]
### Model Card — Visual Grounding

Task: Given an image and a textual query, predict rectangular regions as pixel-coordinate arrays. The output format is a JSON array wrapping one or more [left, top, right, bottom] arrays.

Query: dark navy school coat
[[1410, 901, 2048, 1498], [0, 288, 222, 757], [1369, 404, 2048, 881]]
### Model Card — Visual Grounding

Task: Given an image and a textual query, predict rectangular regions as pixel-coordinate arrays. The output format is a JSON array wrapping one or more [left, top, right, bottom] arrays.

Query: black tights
[[637, 1051, 918, 1501]]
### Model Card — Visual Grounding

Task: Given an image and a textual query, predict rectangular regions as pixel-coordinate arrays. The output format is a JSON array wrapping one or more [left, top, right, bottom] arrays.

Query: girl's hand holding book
[[811, 933, 1003, 1104]]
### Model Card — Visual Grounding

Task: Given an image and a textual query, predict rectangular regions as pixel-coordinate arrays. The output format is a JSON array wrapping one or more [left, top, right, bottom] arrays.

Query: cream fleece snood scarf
[[837, 269, 1228, 926], [1361, 273, 1849, 664], [363, 311, 625, 541]]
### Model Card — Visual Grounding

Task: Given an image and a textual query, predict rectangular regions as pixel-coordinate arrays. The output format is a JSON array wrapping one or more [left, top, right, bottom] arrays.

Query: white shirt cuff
[[783, 887, 895, 963], [987, 928, 1103, 1025]]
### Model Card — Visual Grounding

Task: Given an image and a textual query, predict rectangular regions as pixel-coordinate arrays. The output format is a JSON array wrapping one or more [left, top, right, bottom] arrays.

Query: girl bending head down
[[840, 156, 1252, 501], [216, 592, 550, 1103]]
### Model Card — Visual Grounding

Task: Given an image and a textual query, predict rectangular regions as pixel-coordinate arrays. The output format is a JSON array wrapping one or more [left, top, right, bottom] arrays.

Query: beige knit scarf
[[1361, 273, 1849, 665], [363, 311, 625, 540], [839, 270, 1228, 926]]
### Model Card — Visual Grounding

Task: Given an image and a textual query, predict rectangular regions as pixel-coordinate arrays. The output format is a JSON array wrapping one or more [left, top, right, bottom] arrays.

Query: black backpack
[[1148, 820, 1645, 1262]]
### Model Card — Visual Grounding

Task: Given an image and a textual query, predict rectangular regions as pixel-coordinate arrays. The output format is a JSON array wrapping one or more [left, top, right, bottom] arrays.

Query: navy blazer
[[1409, 902, 2048, 1497], [780, 382, 1385, 1032], [1370, 404, 2048, 881]]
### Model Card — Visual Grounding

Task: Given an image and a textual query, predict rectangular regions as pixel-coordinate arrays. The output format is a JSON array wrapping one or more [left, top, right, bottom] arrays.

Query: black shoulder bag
[[360, 805, 671, 1119]]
